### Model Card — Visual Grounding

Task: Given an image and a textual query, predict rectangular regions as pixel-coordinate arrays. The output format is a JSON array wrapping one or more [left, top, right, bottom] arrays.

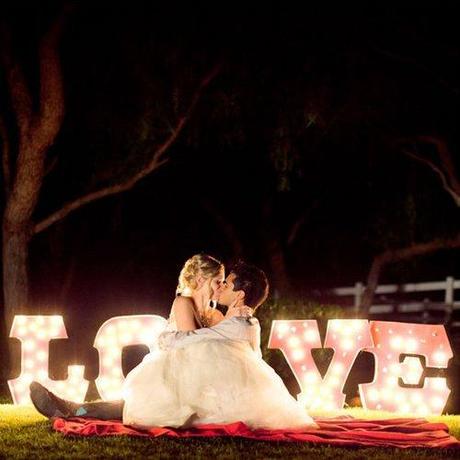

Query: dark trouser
[[75, 400, 124, 420]]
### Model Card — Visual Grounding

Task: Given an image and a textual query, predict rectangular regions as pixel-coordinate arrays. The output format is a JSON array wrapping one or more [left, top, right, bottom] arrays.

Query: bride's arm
[[171, 297, 199, 331], [158, 316, 259, 350]]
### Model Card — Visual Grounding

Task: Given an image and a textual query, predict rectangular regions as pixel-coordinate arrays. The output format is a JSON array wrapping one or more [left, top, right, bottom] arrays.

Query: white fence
[[332, 276, 460, 326]]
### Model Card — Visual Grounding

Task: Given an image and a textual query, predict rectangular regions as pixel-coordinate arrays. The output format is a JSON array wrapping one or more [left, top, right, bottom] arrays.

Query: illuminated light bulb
[[288, 336, 301, 348], [395, 393, 406, 403], [36, 350, 47, 362], [327, 376, 340, 388], [389, 363, 400, 374], [382, 367, 388, 373], [416, 405, 429, 416], [303, 372, 318, 384], [386, 376, 398, 387], [120, 333, 133, 343], [390, 336, 403, 349], [431, 396, 445, 409], [401, 403, 411, 413], [29, 322, 38, 331], [302, 322, 309, 328], [341, 338, 354, 351], [291, 349, 305, 362], [17, 327, 27, 336], [381, 388, 392, 401], [37, 370, 48, 380], [319, 386, 331, 396], [376, 404, 382, 410], [406, 338, 418, 352], [303, 329, 317, 342], [16, 382, 26, 392], [22, 373, 33, 383], [331, 362, 344, 374], [37, 330, 47, 340], [433, 351, 447, 365], [103, 357, 114, 367], [431, 378, 446, 391], [277, 323, 290, 335], [17, 316, 27, 325], [330, 322, 342, 332], [324, 402, 335, 411], [386, 353, 392, 360], [290, 326, 297, 333], [411, 393, 422, 404], [301, 365, 307, 372], [24, 359, 34, 369], [23, 340, 35, 351], [368, 389, 380, 402], [388, 329, 393, 334], [408, 329, 413, 335]]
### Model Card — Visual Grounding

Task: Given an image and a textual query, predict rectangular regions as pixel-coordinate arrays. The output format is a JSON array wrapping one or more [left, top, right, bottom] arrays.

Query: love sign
[[6, 315, 453, 415], [269, 320, 452, 416]]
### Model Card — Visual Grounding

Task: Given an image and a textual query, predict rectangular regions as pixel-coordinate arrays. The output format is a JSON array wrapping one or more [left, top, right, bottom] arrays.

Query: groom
[[29, 261, 269, 420]]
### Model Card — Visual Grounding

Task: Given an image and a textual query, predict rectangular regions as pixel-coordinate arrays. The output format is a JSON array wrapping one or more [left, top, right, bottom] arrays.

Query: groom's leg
[[73, 400, 124, 420], [30, 381, 124, 420]]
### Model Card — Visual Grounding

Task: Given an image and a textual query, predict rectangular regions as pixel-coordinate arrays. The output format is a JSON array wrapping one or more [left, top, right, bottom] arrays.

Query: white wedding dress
[[122, 312, 316, 430]]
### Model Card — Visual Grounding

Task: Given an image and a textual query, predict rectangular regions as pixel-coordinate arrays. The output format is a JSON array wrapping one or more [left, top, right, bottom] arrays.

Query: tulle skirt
[[122, 339, 316, 430]]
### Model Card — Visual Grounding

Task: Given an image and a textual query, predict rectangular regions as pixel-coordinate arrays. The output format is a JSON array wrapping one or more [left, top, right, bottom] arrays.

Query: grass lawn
[[1, 404, 459, 459]]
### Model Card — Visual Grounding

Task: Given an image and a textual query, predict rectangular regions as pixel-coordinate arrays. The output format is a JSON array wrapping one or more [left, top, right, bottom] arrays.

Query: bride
[[122, 256, 316, 430], [30, 254, 316, 430]]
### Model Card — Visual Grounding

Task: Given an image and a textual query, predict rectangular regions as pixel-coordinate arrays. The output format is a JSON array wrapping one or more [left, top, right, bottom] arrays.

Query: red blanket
[[53, 416, 460, 449]]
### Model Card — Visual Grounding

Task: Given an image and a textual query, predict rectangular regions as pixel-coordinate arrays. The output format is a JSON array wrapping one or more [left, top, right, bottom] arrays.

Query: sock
[[75, 407, 88, 416]]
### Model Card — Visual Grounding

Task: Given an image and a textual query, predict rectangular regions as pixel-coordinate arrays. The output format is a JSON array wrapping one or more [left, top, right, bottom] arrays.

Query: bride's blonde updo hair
[[176, 254, 223, 296]]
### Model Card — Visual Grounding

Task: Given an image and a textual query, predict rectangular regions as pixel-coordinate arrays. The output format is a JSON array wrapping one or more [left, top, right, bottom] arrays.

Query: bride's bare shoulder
[[172, 296, 195, 312]]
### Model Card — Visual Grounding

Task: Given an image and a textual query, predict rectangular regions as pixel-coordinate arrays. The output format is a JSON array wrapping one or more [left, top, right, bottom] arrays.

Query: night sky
[[1, 4, 459, 378]]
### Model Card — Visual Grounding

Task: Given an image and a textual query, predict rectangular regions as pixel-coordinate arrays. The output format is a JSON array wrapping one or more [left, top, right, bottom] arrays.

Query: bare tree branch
[[361, 233, 460, 311], [400, 136, 460, 207], [0, 115, 11, 196], [34, 63, 222, 235]]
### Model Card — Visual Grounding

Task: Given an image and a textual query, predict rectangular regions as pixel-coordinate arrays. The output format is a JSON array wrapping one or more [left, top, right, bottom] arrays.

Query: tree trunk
[[265, 234, 292, 298], [2, 222, 30, 328]]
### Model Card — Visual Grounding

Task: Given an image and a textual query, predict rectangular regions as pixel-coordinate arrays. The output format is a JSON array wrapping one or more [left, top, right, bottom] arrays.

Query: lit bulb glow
[[269, 319, 372, 411], [359, 321, 452, 415], [8, 315, 89, 405], [94, 315, 167, 400]]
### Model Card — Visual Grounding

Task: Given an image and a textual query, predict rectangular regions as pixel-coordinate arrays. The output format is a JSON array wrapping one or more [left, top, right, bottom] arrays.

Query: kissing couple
[[30, 254, 317, 430]]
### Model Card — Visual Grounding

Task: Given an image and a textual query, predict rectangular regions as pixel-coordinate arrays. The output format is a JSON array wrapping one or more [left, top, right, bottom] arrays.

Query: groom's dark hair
[[230, 261, 269, 310]]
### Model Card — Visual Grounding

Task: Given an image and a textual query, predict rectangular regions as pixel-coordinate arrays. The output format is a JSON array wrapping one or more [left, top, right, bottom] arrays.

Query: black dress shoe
[[29, 381, 76, 418]]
